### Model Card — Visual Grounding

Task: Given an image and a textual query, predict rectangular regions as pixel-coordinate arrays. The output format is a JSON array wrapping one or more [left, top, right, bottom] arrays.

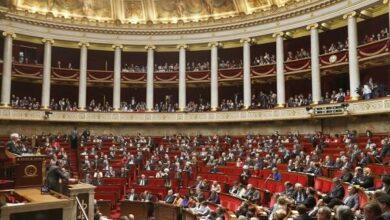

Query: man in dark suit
[[7, 133, 22, 155], [328, 177, 345, 200], [303, 187, 317, 210], [340, 168, 353, 183], [127, 188, 138, 201], [140, 190, 153, 202], [207, 190, 220, 204], [138, 174, 149, 186], [164, 189, 176, 204], [293, 183, 307, 203], [70, 127, 78, 149], [46, 161, 69, 193], [242, 184, 260, 204], [295, 204, 312, 220], [343, 186, 359, 211]]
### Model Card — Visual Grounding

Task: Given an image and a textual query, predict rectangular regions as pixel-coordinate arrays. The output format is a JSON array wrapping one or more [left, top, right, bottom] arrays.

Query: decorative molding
[[41, 38, 54, 44], [1, 98, 390, 124], [78, 42, 90, 47], [343, 11, 358, 19], [145, 45, 156, 50], [176, 44, 188, 49], [112, 44, 123, 49], [2, 32, 16, 38], [208, 42, 223, 48]]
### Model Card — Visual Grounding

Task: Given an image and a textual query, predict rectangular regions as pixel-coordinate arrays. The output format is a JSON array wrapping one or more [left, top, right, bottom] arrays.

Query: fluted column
[[241, 38, 252, 109], [344, 12, 360, 101], [208, 42, 221, 111], [0, 32, 15, 107], [41, 39, 54, 109], [112, 44, 123, 111], [273, 32, 285, 107], [177, 44, 187, 111], [307, 24, 321, 104], [146, 45, 155, 111], [78, 42, 89, 111]]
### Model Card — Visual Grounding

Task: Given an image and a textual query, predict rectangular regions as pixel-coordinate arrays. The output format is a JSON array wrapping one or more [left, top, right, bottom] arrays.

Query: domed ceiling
[[2, 0, 313, 24]]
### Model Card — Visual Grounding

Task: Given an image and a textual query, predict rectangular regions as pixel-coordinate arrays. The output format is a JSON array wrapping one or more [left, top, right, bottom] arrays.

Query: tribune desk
[[0, 188, 73, 220]]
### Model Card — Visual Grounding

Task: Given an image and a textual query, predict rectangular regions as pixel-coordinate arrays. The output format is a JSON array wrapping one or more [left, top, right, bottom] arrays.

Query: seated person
[[327, 177, 345, 200], [163, 189, 176, 204], [210, 181, 221, 193], [207, 190, 220, 204], [272, 167, 282, 181], [127, 188, 138, 201], [138, 174, 148, 186], [242, 184, 260, 203], [343, 186, 359, 211], [140, 190, 153, 202], [196, 201, 211, 216]]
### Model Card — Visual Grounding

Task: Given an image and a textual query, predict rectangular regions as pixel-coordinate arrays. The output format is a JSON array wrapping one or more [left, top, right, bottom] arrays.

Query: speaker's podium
[[0, 146, 46, 188]]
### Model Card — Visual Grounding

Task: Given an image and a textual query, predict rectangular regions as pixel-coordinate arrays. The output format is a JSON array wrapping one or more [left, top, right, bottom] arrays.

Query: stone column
[[344, 11, 360, 100], [307, 24, 321, 104], [177, 44, 187, 111], [112, 44, 122, 111], [78, 42, 89, 111], [273, 32, 285, 107], [208, 42, 221, 111], [0, 32, 15, 107], [41, 39, 54, 109], [241, 38, 252, 109], [146, 45, 155, 111]]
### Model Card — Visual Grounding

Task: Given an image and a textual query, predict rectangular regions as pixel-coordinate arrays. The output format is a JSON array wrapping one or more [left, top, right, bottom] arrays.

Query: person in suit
[[293, 183, 307, 203], [138, 174, 148, 186], [164, 189, 176, 204], [127, 188, 138, 201], [343, 186, 359, 211], [242, 184, 260, 203], [70, 127, 78, 149], [294, 204, 311, 220], [328, 177, 345, 200], [46, 161, 69, 193], [207, 190, 220, 204], [358, 168, 374, 189], [377, 194, 390, 220], [7, 133, 22, 155], [283, 181, 295, 198], [190, 176, 205, 190], [140, 190, 153, 202], [363, 202, 383, 220], [340, 167, 353, 183], [302, 187, 316, 210], [239, 165, 251, 185]]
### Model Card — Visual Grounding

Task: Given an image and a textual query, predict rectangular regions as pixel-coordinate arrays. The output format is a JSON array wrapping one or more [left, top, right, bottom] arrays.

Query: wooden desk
[[0, 188, 72, 220], [155, 202, 181, 220], [182, 208, 198, 220], [120, 200, 152, 219]]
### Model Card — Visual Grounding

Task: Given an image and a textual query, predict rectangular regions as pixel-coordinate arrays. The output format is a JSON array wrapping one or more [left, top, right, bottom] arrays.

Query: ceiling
[[3, 0, 304, 24]]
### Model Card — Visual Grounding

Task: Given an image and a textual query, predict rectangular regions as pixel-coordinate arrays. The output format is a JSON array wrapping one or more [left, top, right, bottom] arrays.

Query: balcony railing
[[3, 38, 388, 84]]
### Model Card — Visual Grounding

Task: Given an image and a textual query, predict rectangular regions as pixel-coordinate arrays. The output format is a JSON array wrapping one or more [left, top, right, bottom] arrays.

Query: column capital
[[208, 42, 222, 48], [42, 38, 54, 44], [306, 23, 319, 31], [240, 38, 255, 45], [78, 42, 90, 47], [2, 32, 16, 38], [343, 11, 358, 19], [272, 32, 292, 39], [112, 44, 123, 49], [177, 44, 188, 49], [145, 45, 156, 50]]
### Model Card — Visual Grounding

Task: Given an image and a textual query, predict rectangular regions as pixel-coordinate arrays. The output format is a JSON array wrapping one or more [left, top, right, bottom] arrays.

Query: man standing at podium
[[7, 133, 22, 155], [46, 160, 69, 192]]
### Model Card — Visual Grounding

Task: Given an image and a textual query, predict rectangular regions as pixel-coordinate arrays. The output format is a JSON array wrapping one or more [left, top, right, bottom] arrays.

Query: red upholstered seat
[[314, 178, 323, 191]]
